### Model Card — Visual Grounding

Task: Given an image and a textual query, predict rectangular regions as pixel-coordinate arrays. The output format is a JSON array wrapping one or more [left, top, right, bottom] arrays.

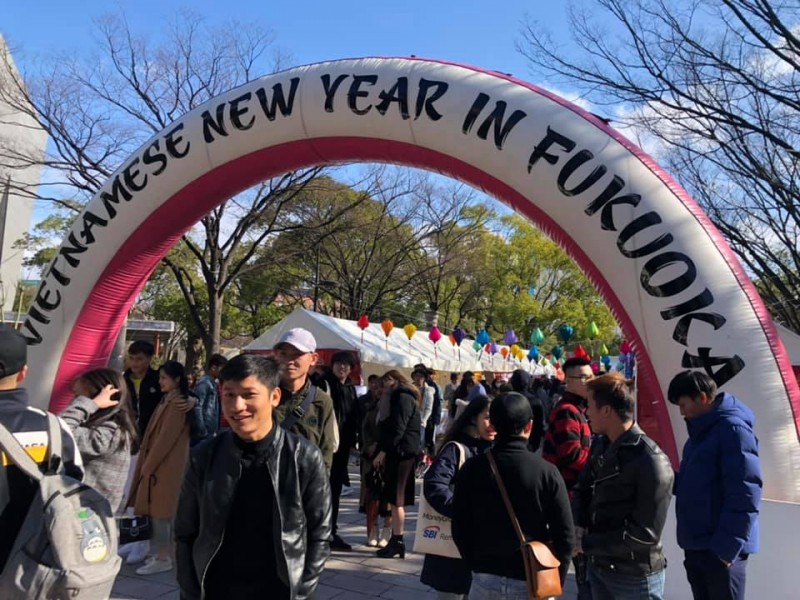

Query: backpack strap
[[45, 413, 63, 474], [281, 384, 317, 432], [0, 420, 44, 482]]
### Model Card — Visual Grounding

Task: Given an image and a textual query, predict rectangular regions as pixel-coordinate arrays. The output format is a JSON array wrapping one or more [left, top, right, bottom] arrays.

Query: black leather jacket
[[175, 427, 331, 599], [573, 424, 674, 576]]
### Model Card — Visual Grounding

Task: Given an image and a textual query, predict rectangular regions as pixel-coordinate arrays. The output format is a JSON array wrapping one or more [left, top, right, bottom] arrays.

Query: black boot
[[375, 534, 405, 559]]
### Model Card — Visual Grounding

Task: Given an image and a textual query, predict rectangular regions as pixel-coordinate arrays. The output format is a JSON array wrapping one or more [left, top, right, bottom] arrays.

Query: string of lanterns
[[355, 314, 633, 374]]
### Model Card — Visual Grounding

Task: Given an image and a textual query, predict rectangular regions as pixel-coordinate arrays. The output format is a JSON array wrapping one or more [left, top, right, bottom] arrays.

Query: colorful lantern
[[489, 342, 499, 355], [403, 323, 417, 341], [476, 329, 490, 345], [357, 314, 370, 343], [600, 343, 609, 356], [500, 347, 509, 359], [380, 319, 394, 349], [551, 345, 563, 360], [528, 346, 539, 361], [586, 321, 599, 340], [558, 324, 574, 345], [448, 334, 457, 346], [620, 339, 632, 354], [510, 344, 520, 358], [530, 328, 545, 345], [574, 344, 589, 360], [381, 319, 394, 337], [472, 340, 482, 352], [503, 329, 518, 345], [429, 326, 442, 358], [453, 328, 466, 345], [591, 362, 600, 374]]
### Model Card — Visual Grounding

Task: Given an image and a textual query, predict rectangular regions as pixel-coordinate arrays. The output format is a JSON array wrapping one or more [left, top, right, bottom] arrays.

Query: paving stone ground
[[111, 466, 578, 599]]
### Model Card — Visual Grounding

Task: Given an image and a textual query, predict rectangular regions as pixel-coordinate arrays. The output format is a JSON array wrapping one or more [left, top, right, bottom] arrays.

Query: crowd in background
[[0, 323, 763, 600]]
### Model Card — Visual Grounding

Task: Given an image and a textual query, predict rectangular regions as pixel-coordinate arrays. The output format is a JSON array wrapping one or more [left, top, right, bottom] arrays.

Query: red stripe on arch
[[49, 136, 678, 463]]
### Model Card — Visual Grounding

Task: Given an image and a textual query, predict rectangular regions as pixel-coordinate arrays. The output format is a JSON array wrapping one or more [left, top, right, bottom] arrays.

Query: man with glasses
[[543, 357, 593, 491], [544, 356, 594, 600], [273, 329, 336, 471]]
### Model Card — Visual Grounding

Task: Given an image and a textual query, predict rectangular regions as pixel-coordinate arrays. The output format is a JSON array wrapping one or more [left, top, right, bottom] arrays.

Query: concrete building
[[0, 35, 47, 312]]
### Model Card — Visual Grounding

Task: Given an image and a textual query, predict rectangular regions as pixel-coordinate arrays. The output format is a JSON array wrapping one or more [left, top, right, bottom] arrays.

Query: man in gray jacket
[[175, 354, 331, 599]]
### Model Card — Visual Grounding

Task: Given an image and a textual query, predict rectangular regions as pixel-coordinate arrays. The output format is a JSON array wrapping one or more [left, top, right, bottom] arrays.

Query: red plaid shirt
[[543, 391, 591, 493]]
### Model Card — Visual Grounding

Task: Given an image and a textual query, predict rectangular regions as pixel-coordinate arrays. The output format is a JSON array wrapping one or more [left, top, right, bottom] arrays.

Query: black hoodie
[[509, 370, 545, 452]]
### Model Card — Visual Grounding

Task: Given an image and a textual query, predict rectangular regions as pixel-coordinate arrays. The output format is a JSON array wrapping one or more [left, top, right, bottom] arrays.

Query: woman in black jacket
[[420, 396, 495, 599], [373, 370, 422, 559]]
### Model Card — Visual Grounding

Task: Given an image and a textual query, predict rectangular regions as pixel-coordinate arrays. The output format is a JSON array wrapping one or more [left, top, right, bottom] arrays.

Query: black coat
[[175, 427, 331, 600], [124, 367, 162, 436], [573, 424, 674, 576], [420, 432, 491, 594], [452, 437, 575, 583], [322, 374, 361, 452], [379, 386, 422, 458]]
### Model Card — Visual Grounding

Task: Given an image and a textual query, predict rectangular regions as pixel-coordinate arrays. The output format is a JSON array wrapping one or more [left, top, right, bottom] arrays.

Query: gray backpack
[[0, 413, 121, 599]]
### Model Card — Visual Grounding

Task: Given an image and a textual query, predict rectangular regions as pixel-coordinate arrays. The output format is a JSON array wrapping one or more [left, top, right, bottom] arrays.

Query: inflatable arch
[[24, 57, 800, 502]]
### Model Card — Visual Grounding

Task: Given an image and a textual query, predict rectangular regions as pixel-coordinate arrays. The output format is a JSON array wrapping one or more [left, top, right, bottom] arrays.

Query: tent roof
[[776, 323, 800, 365], [244, 308, 555, 375]]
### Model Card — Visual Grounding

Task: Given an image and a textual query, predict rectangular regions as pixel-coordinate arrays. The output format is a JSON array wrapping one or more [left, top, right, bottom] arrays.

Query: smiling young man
[[272, 328, 336, 471], [175, 354, 331, 600]]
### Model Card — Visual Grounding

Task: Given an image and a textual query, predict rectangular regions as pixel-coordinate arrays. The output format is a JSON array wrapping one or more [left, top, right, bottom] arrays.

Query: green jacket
[[275, 379, 335, 471]]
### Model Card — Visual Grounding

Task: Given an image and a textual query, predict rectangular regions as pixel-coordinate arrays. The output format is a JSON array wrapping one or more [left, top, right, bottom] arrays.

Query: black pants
[[684, 549, 747, 600], [329, 449, 350, 535], [424, 422, 436, 456]]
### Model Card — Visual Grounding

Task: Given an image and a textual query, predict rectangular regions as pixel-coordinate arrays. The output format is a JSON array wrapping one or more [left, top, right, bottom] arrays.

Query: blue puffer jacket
[[674, 392, 762, 562]]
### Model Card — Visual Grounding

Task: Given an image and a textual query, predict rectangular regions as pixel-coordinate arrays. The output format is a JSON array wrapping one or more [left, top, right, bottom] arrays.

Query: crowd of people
[[0, 323, 764, 600]]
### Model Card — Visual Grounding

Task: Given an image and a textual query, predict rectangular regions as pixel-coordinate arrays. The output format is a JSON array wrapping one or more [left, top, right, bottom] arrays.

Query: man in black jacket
[[323, 351, 361, 551], [574, 373, 674, 600], [453, 392, 574, 598], [509, 369, 545, 452], [175, 354, 331, 600], [122, 341, 162, 436]]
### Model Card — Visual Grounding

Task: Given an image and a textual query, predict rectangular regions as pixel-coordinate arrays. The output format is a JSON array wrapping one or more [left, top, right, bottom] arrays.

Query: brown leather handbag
[[487, 451, 563, 599]]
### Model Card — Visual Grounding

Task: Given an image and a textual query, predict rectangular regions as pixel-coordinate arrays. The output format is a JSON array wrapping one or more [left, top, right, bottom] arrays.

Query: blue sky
[[3, 0, 570, 80]]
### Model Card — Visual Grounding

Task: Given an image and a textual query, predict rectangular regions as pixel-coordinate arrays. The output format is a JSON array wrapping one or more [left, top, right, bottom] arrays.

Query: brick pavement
[[111, 467, 578, 599]]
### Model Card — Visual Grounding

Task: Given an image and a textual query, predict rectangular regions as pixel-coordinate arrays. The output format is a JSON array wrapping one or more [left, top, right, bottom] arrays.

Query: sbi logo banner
[[423, 526, 440, 540]]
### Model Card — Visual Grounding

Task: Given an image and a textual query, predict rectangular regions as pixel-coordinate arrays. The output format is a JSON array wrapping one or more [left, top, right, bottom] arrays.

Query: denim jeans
[[471, 573, 557, 600], [587, 563, 665, 600]]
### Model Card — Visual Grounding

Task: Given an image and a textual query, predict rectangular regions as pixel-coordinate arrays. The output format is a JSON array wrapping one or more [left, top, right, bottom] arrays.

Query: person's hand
[[373, 451, 386, 470], [573, 527, 585, 556], [720, 557, 732, 568], [176, 396, 198, 414], [92, 385, 120, 410]]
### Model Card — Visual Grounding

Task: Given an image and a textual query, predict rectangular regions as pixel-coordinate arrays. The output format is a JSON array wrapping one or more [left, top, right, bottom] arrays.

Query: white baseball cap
[[274, 328, 317, 353]]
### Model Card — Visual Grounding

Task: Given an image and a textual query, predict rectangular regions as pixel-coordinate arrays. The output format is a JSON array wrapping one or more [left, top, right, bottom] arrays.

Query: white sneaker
[[125, 540, 151, 565], [135, 556, 173, 576], [379, 527, 391, 548]]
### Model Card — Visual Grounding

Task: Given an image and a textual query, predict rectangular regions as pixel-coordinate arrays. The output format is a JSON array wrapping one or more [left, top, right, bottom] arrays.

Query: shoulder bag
[[487, 451, 562, 599], [413, 441, 466, 558]]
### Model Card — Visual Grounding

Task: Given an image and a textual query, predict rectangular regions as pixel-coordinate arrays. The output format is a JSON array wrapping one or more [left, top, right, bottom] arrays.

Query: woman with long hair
[[373, 369, 422, 559], [127, 360, 193, 576], [60, 368, 140, 513], [420, 396, 495, 599], [359, 374, 392, 547]]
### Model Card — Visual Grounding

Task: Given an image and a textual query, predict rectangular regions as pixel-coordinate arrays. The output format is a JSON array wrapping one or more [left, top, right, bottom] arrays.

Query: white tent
[[243, 308, 555, 380]]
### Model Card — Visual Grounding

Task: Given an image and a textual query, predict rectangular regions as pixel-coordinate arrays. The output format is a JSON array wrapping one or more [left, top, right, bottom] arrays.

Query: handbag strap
[[487, 450, 528, 545]]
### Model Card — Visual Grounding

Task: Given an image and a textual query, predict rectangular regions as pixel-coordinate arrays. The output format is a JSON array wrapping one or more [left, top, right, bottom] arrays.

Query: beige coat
[[127, 390, 190, 519]]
